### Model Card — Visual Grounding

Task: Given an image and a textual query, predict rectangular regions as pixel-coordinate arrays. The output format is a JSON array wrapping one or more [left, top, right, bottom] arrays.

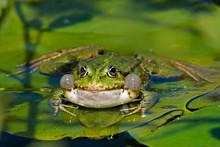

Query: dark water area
[[0, 131, 147, 147]]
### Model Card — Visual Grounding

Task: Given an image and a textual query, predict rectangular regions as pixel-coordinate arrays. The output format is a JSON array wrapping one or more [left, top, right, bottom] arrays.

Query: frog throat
[[63, 88, 140, 108]]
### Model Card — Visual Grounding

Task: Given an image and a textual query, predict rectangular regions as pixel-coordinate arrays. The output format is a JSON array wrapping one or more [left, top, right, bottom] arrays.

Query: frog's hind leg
[[8, 45, 105, 76], [139, 91, 158, 117], [121, 91, 158, 117], [169, 59, 216, 82], [120, 104, 141, 117], [7, 63, 39, 76]]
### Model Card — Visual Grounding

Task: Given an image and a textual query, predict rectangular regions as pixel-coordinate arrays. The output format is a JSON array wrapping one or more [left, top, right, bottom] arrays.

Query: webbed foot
[[140, 91, 158, 117], [120, 92, 158, 117], [48, 95, 78, 117]]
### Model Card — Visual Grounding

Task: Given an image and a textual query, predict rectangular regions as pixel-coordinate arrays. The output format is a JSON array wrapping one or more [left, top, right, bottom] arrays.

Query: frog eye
[[107, 65, 117, 78], [80, 66, 88, 78]]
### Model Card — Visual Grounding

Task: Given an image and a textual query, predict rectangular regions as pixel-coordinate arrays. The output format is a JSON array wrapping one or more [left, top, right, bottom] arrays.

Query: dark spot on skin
[[128, 91, 131, 96], [96, 62, 102, 67], [98, 50, 105, 55], [99, 75, 105, 79], [88, 75, 92, 80], [67, 89, 72, 92]]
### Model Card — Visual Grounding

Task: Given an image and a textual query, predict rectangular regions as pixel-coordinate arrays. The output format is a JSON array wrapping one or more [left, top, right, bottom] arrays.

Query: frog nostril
[[60, 74, 75, 89]]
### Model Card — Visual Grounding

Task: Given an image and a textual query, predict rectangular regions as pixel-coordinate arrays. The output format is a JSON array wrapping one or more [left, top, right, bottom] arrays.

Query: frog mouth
[[63, 88, 140, 108], [73, 84, 123, 91]]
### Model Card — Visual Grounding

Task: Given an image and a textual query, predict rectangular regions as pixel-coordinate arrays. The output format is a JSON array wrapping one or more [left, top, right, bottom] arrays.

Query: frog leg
[[48, 89, 78, 117], [135, 52, 215, 82], [121, 91, 158, 117], [8, 45, 105, 76], [139, 91, 158, 117], [121, 105, 141, 117], [168, 59, 215, 82]]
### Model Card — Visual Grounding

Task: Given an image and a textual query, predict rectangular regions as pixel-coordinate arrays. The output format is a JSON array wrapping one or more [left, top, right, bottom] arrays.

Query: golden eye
[[107, 65, 117, 78], [79, 66, 88, 78]]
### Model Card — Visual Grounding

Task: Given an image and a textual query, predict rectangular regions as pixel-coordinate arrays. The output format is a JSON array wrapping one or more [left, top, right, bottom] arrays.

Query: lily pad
[[126, 79, 220, 138], [132, 101, 220, 146], [1, 77, 220, 140]]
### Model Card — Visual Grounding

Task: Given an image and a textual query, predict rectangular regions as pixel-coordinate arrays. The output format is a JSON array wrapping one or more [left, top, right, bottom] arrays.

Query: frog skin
[[9, 45, 214, 117]]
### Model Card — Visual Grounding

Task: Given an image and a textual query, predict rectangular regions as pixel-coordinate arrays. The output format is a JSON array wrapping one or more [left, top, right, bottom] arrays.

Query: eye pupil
[[107, 65, 117, 78], [80, 66, 88, 77]]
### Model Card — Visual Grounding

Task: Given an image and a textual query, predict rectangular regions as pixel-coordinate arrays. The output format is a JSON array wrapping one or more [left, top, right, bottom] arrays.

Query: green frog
[[9, 45, 213, 117]]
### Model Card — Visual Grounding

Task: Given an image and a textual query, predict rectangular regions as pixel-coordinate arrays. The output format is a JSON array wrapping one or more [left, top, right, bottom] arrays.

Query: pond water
[[0, 1, 220, 147]]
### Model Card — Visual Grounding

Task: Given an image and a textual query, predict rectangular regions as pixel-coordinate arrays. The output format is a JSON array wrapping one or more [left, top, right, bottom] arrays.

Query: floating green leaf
[[133, 102, 220, 146]]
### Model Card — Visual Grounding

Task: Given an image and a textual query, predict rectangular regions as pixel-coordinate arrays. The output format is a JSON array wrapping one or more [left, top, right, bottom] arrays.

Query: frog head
[[59, 54, 146, 108]]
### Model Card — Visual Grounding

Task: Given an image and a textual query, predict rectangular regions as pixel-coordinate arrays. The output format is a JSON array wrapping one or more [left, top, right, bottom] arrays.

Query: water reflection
[[61, 102, 141, 139]]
